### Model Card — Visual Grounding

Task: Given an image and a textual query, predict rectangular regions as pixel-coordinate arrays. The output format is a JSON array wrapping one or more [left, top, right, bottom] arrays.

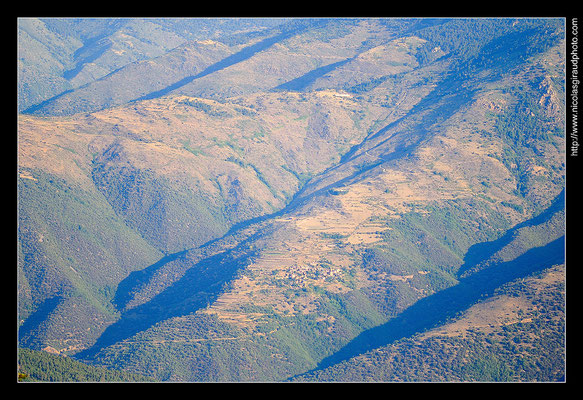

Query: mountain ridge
[[17, 17, 566, 382]]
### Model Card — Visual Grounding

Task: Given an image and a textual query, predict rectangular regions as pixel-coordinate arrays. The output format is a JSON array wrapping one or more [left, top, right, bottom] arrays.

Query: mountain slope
[[293, 260, 565, 382], [18, 17, 286, 112], [297, 193, 564, 377], [82, 20, 564, 381], [17, 17, 566, 382], [17, 86, 388, 354]]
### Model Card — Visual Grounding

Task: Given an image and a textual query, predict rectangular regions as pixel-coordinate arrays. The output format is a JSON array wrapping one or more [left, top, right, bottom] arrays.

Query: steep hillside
[[293, 192, 565, 381], [18, 87, 387, 353], [18, 347, 154, 382], [17, 17, 566, 382], [25, 19, 448, 117], [18, 17, 285, 112], [25, 40, 235, 116], [293, 261, 565, 382]]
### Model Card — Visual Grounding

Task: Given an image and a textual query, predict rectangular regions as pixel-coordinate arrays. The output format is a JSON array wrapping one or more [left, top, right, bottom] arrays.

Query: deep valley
[[17, 17, 567, 382]]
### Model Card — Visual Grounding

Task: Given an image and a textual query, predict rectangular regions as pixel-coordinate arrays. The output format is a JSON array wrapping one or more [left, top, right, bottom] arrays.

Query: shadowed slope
[[308, 236, 564, 373]]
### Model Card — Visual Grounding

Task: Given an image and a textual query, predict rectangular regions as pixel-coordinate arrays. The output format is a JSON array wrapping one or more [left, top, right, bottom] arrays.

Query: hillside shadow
[[18, 296, 63, 346], [75, 242, 258, 360], [273, 57, 353, 92], [309, 235, 564, 373], [133, 20, 327, 103], [112, 249, 190, 311], [24, 19, 328, 115], [303, 192, 566, 374], [285, 78, 478, 212], [457, 189, 565, 278]]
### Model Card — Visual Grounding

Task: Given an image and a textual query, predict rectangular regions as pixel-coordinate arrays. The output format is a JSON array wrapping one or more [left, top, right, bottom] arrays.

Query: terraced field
[[18, 17, 566, 382]]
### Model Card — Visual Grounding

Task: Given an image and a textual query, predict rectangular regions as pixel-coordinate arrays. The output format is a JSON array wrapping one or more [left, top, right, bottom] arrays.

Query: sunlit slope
[[17, 18, 566, 382], [79, 22, 564, 381], [18, 89, 386, 353], [18, 17, 285, 112]]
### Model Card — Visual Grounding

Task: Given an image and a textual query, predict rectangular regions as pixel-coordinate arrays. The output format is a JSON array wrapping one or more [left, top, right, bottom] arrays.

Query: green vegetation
[[293, 264, 565, 382], [87, 284, 390, 382], [91, 160, 229, 253], [415, 18, 562, 74], [18, 170, 161, 333], [492, 86, 565, 204], [182, 139, 207, 156], [18, 348, 153, 382], [177, 98, 232, 118], [18, 17, 565, 382]]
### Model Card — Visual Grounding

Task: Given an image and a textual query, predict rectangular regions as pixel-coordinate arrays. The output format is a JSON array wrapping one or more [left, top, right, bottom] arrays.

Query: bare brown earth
[[18, 37, 565, 349], [421, 264, 564, 339], [195, 61, 565, 330], [18, 19, 566, 382]]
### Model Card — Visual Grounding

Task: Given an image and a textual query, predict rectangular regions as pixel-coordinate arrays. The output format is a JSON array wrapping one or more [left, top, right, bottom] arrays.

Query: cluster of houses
[[282, 263, 343, 286]]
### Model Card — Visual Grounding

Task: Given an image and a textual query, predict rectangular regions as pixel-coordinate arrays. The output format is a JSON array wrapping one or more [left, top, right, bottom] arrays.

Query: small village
[[282, 262, 344, 287]]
